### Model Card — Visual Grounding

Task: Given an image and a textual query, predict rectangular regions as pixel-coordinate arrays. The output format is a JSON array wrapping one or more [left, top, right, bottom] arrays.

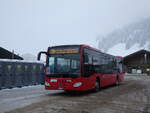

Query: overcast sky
[[0, 0, 150, 56]]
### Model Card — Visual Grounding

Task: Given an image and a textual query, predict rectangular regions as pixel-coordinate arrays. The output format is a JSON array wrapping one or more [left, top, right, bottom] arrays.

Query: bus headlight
[[45, 82, 50, 86], [73, 82, 82, 88]]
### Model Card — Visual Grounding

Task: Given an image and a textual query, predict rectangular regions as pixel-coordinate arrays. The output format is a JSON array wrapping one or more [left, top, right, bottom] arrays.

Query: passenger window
[[71, 60, 79, 69], [84, 53, 89, 64]]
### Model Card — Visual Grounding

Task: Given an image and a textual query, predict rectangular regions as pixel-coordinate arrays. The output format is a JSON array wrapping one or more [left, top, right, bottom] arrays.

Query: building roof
[[123, 49, 150, 62], [0, 47, 23, 60]]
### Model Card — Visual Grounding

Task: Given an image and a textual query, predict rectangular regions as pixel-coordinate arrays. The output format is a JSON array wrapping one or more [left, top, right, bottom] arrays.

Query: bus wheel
[[94, 79, 100, 92]]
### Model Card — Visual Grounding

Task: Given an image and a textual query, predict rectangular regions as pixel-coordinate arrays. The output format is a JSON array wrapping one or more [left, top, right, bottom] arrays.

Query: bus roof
[[48, 44, 100, 51], [48, 44, 115, 58]]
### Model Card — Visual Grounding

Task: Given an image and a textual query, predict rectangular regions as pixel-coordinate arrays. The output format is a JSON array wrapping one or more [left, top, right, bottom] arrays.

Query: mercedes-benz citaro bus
[[37, 45, 125, 92]]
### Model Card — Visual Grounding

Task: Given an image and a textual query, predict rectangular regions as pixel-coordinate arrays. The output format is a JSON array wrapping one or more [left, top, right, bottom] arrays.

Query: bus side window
[[84, 53, 89, 64], [83, 53, 95, 77], [84, 64, 95, 77]]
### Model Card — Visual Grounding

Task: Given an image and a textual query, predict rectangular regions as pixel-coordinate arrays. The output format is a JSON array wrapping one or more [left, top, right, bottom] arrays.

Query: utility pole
[[12, 50, 14, 59], [144, 53, 147, 64]]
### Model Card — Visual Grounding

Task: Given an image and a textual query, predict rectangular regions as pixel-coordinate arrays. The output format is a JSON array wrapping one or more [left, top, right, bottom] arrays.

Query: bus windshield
[[47, 54, 80, 78]]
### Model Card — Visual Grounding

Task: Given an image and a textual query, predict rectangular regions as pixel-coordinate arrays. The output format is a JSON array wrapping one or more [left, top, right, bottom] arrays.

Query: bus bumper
[[44, 77, 90, 91]]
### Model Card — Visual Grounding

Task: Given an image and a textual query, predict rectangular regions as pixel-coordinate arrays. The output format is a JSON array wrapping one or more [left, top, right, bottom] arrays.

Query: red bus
[[38, 45, 125, 91]]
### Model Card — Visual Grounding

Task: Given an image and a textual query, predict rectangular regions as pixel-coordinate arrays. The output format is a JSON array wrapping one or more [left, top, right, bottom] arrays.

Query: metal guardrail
[[0, 60, 45, 90]]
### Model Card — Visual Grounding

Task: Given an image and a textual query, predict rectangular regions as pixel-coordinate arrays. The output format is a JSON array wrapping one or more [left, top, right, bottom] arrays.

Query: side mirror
[[37, 51, 47, 61]]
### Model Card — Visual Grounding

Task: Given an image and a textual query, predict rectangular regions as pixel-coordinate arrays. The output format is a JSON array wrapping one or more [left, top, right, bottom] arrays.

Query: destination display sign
[[49, 48, 79, 54]]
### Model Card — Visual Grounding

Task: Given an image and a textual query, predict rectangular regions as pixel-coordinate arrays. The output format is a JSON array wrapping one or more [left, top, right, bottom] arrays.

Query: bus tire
[[94, 78, 100, 92]]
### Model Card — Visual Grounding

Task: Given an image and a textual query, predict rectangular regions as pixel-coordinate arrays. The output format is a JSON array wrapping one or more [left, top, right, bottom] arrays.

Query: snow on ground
[[4, 75, 150, 113], [107, 42, 150, 57], [0, 85, 62, 113], [1, 75, 150, 113]]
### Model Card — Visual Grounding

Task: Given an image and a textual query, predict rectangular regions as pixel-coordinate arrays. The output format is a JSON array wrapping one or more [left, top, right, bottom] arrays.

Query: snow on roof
[[0, 59, 44, 64]]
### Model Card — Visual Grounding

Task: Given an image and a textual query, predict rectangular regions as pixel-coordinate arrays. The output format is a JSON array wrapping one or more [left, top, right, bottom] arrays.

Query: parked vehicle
[[38, 45, 125, 91]]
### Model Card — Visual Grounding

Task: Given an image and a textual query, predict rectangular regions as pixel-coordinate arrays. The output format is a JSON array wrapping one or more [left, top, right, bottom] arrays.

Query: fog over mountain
[[21, 53, 37, 61], [98, 17, 150, 56], [1, 0, 150, 55]]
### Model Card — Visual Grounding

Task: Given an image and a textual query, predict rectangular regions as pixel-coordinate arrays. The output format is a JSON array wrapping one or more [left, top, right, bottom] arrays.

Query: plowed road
[[1, 75, 150, 113]]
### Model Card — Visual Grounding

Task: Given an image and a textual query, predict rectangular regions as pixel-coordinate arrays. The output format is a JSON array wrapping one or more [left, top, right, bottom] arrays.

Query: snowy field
[[0, 85, 62, 113]]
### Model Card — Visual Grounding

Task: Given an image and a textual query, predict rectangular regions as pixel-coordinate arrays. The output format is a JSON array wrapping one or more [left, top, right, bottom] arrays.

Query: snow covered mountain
[[98, 18, 150, 56]]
